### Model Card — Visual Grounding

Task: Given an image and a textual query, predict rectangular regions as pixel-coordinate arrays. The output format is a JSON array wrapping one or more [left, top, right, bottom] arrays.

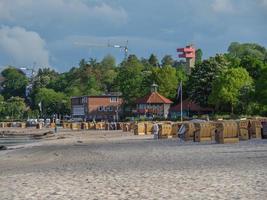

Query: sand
[[0, 129, 267, 200]]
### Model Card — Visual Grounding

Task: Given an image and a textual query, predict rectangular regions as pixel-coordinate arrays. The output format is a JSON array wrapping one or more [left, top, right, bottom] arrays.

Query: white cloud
[[211, 0, 234, 13], [0, 0, 128, 25], [260, 0, 267, 8], [0, 1, 12, 20], [0, 26, 50, 67]]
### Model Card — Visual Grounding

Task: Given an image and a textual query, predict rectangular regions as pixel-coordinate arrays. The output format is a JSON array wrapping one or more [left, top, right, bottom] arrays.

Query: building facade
[[71, 94, 123, 121], [135, 90, 173, 119]]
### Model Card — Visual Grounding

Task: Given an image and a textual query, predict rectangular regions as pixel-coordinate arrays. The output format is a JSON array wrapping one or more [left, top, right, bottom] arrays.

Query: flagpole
[[180, 81, 183, 122]]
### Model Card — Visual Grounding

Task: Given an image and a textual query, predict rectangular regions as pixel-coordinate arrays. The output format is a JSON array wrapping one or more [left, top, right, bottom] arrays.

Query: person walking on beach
[[178, 124, 186, 141], [153, 122, 159, 139]]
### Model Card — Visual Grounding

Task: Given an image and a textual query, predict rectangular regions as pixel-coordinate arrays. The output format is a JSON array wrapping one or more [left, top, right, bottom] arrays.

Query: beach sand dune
[[0, 131, 267, 199]]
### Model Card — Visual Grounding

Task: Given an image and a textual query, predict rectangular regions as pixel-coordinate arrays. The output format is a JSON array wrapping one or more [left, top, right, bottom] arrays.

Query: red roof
[[136, 92, 173, 104], [171, 99, 213, 112]]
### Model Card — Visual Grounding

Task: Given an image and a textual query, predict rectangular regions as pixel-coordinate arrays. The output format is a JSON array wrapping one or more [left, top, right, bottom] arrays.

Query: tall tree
[[85, 76, 101, 95], [161, 55, 174, 67], [115, 55, 146, 106], [1, 67, 29, 99], [100, 55, 117, 92], [5, 96, 27, 120], [209, 67, 252, 113], [33, 68, 59, 90], [255, 67, 267, 115], [148, 54, 159, 67], [188, 54, 229, 106], [228, 42, 267, 61], [240, 55, 266, 79], [152, 65, 178, 99], [101, 55, 116, 69], [0, 95, 6, 119], [35, 88, 70, 117], [195, 49, 203, 64]]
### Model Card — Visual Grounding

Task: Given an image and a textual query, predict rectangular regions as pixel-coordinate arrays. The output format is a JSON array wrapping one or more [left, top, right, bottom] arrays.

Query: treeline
[[0, 42, 267, 120]]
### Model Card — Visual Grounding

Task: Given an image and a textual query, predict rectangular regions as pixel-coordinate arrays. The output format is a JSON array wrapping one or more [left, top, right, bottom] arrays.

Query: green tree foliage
[[1, 67, 29, 99], [148, 54, 159, 67], [239, 55, 266, 79], [99, 55, 117, 92], [115, 55, 147, 105], [209, 68, 252, 113], [228, 42, 267, 61], [176, 68, 188, 83], [1, 41, 267, 118], [49, 56, 118, 96], [34, 88, 70, 117], [5, 96, 27, 120], [161, 55, 174, 67], [100, 54, 116, 69], [255, 68, 267, 115], [34, 68, 59, 89], [195, 49, 203, 64], [188, 54, 229, 107], [0, 95, 5, 118], [152, 65, 178, 99], [85, 76, 101, 95]]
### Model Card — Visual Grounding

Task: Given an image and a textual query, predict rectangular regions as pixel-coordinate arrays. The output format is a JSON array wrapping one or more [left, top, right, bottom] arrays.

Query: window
[[110, 97, 118, 102], [81, 97, 87, 104], [106, 106, 113, 112], [98, 106, 104, 111]]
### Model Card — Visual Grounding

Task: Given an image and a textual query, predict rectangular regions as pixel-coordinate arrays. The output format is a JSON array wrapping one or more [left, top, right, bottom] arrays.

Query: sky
[[0, 0, 266, 72]]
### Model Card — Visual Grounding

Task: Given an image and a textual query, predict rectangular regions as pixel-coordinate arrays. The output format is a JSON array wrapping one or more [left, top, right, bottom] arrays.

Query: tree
[[1, 67, 29, 99], [224, 53, 241, 68], [101, 55, 116, 69], [176, 68, 188, 83], [161, 55, 174, 67], [255, 67, 267, 115], [188, 54, 229, 106], [34, 68, 59, 89], [6, 97, 27, 120], [195, 49, 203, 64], [148, 54, 159, 67], [0, 95, 6, 119], [209, 68, 252, 114], [115, 55, 146, 106], [34, 88, 70, 117], [239, 55, 266, 79], [100, 55, 117, 92], [152, 65, 178, 99], [85, 76, 101, 95], [228, 42, 267, 61]]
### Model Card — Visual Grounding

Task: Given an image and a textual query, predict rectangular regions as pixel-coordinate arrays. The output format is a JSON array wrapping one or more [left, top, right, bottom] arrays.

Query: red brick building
[[71, 94, 123, 121], [135, 89, 173, 119]]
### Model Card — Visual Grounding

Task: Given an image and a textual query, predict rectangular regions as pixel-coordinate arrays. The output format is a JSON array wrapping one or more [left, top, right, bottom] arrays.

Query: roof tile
[[136, 92, 173, 104]]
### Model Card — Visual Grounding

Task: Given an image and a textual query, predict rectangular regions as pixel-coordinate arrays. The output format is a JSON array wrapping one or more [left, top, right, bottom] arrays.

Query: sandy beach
[[0, 129, 267, 200]]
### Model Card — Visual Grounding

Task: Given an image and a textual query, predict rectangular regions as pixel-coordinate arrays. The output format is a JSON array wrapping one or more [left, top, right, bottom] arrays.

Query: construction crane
[[74, 40, 129, 60], [108, 40, 128, 60]]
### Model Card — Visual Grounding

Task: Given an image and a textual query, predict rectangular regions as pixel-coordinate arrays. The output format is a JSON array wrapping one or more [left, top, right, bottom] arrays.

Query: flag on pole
[[38, 102, 42, 112], [177, 81, 182, 99], [177, 81, 183, 122]]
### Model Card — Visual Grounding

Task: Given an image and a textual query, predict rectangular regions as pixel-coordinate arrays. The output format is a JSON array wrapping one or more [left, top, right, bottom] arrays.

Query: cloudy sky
[[0, 0, 266, 72]]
